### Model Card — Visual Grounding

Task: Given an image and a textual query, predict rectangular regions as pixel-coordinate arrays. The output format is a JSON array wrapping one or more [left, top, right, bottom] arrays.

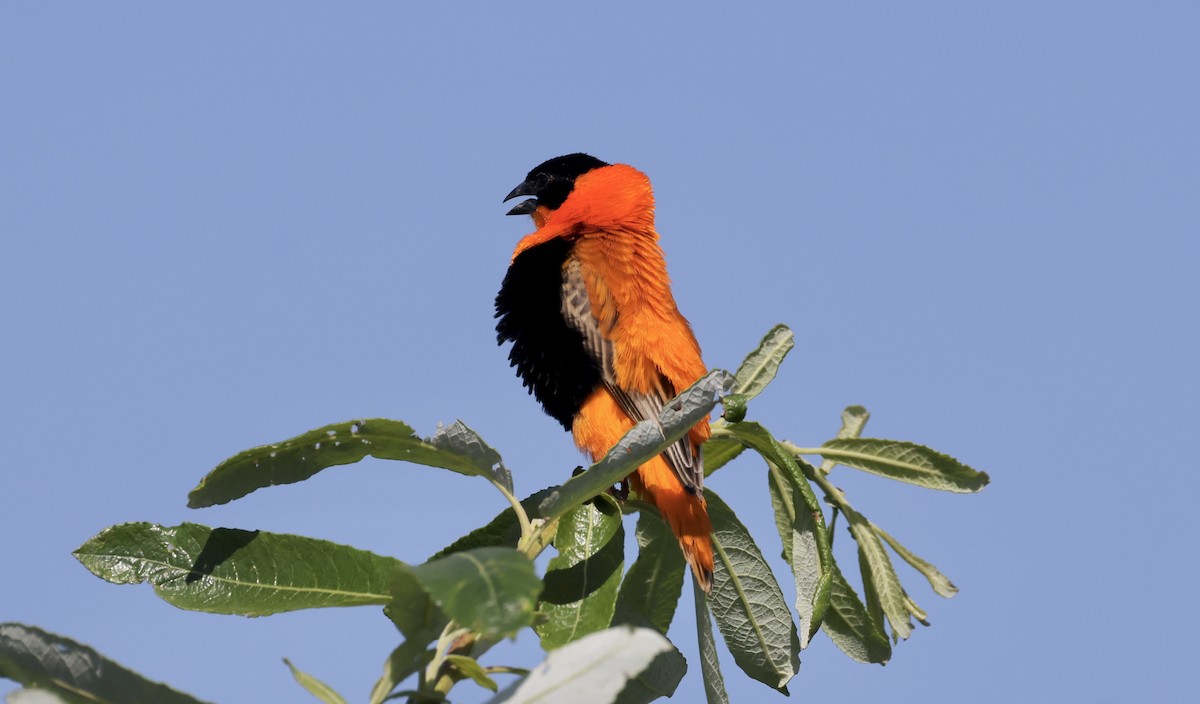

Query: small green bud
[[722, 394, 748, 423]]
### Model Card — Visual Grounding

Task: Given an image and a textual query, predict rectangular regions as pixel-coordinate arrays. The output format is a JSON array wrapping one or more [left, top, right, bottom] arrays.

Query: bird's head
[[504, 153, 609, 226]]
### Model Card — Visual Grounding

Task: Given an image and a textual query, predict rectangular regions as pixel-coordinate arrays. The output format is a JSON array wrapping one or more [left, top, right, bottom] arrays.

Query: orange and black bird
[[495, 153, 714, 591]]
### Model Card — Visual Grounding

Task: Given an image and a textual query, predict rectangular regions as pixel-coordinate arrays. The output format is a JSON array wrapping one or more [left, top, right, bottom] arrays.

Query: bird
[[495, 153, 714, 591]]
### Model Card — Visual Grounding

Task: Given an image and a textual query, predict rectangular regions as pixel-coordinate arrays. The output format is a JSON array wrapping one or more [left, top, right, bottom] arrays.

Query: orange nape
[[571, 386, 715, 591]]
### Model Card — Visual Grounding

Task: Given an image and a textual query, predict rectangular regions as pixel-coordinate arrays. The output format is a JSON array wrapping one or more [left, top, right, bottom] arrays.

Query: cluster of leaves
[[0, 325, 988, 704]]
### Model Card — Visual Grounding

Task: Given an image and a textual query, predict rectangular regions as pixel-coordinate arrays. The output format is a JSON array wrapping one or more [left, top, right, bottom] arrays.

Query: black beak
[[506, 199, 538, 216], [504, 180, 537, 202], [504, 179, 537, 215], [504, 179, 539, 216], [499, 182, 537, 214]]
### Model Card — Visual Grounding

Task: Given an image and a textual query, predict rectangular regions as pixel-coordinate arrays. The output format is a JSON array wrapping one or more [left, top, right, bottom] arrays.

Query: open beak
[[504, 180, 539, 216], [506, 199, 537, 216]]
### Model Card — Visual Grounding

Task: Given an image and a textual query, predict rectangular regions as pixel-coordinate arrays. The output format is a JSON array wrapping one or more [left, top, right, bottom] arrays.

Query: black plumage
[[495, 237, 600, 430]]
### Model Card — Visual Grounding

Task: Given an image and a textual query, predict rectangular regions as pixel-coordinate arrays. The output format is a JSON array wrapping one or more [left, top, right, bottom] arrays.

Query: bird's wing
[[561, 258, 702, 492]]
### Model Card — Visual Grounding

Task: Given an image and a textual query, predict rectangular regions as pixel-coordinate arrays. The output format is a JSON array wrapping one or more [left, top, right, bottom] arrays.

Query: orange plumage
[[497, 155, 714, 590]]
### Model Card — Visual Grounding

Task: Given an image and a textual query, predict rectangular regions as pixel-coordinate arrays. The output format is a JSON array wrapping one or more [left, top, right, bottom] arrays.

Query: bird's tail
[[572, 389, 715, 591], [630, 457, 715, 592]]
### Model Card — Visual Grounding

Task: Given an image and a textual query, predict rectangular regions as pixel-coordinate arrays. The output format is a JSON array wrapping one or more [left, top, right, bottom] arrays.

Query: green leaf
[[715, 422, 833, 637], [283, 659, 348, 704], [7, 690, 71, 703], [731, 324, 794, 400], [818, 406, 870, 474], [429, 487, 558, 561], [537, 498, 625, 649], [74, 523, 400, 615], [820, 567, 891, 665], [539, 370, 732, 519], [384, 565, 446, 641], [872, 524, 959, 598], [445, 654, 499, 693], [428, 420, 513, 494], [857, 549, 887, 644], [705, 490, 799, 692], [838, 405, 870, 437], [847, 511, 911, 641], [612, 512, 686, 635], [766, 463, 823, 648], [611, 646, 687, 704], [188, 418, 509, 508], [368, 640, 435, 704], [0, 623, 211, 704], [411, 547, 541, 639], [486, 627, 673, 704], [816, 438, 989, 492], [693, 577, 730, 704], [702, 436, 744, 477], [905, 593, 931, 626]]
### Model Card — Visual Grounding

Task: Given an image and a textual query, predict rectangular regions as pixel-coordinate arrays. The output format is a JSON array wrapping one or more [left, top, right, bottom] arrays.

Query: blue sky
[[2, 2, 1197, 702]]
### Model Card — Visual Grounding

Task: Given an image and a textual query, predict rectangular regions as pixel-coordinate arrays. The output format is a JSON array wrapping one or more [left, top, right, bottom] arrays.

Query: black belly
[[495, 238, 601, 430]]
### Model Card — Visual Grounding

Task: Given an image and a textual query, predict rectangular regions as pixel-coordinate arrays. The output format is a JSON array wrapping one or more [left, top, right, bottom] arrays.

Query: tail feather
[[679, 530, 715, 593], [572, 388, 714, 591], [631, 458, 715, 593]]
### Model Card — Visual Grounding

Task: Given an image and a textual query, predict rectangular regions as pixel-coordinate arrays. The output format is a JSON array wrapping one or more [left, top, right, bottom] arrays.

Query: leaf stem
[[780, 441, 832, 473], [482, 665, 531, 676], [794, 450, 855, 515], [423, 622, 469, 686], [408, 518, 560, 702], [489, 478, 533, 542]]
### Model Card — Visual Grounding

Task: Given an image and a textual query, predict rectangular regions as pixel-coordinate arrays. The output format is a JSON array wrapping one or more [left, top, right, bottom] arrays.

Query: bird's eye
[[533, 173, 551, 190]]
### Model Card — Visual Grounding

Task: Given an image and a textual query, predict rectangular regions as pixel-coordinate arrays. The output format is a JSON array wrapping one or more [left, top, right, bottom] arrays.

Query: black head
[[503, 153, 609, 216]]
